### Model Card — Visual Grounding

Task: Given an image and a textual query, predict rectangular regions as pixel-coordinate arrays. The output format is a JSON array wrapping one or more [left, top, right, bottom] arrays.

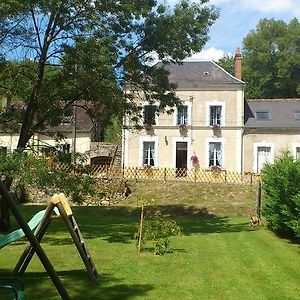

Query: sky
[[168, 0, 300, 61]]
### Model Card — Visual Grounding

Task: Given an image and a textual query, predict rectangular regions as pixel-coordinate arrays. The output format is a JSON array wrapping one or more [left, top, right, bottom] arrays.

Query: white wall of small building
[[0, 132, 91, 159], [243, 132, 300, 172]]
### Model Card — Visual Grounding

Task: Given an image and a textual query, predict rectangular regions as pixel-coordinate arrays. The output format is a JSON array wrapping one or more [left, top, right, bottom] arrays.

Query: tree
[[242, 18, 300, 99], [216, 54, 234, 76], [0, 1, 219, 230], [262, 152, 300, 241]]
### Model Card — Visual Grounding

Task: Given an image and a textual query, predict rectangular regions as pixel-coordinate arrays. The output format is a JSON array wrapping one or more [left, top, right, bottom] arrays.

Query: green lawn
[[0, 182, 299, 299]]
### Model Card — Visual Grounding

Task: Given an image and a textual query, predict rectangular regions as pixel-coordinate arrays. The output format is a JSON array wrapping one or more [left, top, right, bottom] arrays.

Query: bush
[[262, 152, 300, 240], [135, 206, 182, 255]]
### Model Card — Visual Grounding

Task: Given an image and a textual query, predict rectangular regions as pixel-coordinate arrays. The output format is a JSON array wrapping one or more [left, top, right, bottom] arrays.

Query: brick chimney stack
[[234, 47, 242, 80]]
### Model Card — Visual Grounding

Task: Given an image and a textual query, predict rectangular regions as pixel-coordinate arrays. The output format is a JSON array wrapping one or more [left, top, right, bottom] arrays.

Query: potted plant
[[178, 123, 187, 130], [190, 155, 199, 165], [212, 123, 220, 129], [143, 123, 153, 131]]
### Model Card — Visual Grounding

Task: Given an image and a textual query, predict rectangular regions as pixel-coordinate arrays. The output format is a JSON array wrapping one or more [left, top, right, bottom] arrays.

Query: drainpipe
[[72, 105, 77, 163]]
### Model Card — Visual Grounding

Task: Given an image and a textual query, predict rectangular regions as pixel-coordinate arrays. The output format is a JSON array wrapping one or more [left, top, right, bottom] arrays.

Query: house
[[244, 98, 300, 173], [123, 47, 300, 174], [123, 50, 245, 173], [0, 105, 93, 159], [0, 102, 122, 166]]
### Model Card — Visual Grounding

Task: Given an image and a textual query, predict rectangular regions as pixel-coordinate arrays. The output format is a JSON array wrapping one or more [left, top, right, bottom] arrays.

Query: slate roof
[[158, 61, 244, 89], [46, 106, 93, 133], [245, 99, 300, 128]]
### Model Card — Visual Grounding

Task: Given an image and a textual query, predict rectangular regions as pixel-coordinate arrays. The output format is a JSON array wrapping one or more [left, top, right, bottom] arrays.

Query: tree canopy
[[0, 0, 219, 149], [243, 18, 300, 99], [0, 0, 219, 230], [217, 18, 300, 99]]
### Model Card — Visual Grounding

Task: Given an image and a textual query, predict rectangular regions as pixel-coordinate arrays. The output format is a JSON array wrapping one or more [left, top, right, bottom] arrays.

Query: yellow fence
[[53, 163, 260, 185]]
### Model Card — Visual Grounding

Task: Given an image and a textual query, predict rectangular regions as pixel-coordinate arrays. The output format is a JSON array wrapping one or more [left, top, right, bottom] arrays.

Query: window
[[62, 115, 73, 124], [143, 105, 156, 125], [210, 106, 222, 126], [296, 147, 300, 160], [209, 142, 222, 167], [143, 141, 155, 166], [177, 105, 188, 125], [256, 111, 271, 120], [62, 143, 70, 153], [294, 112, 300, 120]]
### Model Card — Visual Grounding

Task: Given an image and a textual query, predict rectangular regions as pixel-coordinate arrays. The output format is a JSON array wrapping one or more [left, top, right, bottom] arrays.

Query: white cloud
[[210, 0, 231, 5], [167, 0, 299, 15], [241, 0, 294, 13], [184, 47, 230, 61], [211, 0, 300, 15]]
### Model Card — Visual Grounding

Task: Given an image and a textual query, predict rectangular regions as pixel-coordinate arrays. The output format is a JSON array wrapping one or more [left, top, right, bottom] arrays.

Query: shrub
[[261, 152, 300, 240], [135, 205, 182, 255]]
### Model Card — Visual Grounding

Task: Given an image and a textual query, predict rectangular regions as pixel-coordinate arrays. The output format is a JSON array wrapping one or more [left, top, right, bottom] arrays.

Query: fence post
[[224, 170, 227, 183], [256, 180, 262, 220], [164, 168, 167, 182], [135, 167, 138, 183]]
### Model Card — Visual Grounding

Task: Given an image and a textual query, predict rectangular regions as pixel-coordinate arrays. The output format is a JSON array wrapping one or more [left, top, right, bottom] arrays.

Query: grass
[[121, 180, 257, 216], [0, 181, 299, 299]]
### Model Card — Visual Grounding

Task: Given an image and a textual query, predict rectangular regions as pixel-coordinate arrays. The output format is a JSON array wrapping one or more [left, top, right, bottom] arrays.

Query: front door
[[176, 142, 187, 177], [257, 146, 271, 173]]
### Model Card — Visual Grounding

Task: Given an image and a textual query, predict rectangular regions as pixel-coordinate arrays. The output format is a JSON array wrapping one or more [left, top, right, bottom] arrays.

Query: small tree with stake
[[135, 197, 181, 255]]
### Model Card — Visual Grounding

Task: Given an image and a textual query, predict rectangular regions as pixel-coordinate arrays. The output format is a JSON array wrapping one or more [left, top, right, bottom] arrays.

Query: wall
[[243, 132, 300, 172], [123, 86, 244, 172]]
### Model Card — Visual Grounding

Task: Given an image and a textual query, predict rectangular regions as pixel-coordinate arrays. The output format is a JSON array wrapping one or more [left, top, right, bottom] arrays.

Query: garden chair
[[0, 276, 24, 299]]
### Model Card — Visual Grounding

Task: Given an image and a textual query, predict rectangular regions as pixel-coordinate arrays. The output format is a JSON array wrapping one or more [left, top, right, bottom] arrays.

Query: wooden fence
[[53, 163, 260, 185]]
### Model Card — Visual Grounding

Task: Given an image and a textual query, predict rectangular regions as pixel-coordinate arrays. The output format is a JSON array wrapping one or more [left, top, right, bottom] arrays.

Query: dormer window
[[62, 115, 73, 124], [256, 111, 271, 120], [294, 112, 300, 120]]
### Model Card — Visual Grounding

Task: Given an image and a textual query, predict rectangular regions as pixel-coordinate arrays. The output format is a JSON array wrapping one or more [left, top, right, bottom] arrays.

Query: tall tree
[[0, 0, 219, 230], [242, 18, 300, 99]]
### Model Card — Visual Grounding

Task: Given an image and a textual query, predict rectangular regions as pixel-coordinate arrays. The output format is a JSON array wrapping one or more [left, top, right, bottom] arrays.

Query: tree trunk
[[0, 196, 10, 231], [0, 177, 13, 231]]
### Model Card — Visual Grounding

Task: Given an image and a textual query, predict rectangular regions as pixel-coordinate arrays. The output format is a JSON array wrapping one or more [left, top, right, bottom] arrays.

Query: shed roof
[[245, 99, 300, 128], [46, 106, 93, 133]]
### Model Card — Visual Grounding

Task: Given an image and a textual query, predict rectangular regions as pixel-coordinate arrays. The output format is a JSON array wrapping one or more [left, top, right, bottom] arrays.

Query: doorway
[[257, 146, 271, 173], [176, 142, 187, 177]]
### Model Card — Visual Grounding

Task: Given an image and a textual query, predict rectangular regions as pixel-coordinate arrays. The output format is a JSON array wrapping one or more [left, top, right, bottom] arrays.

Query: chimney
[[234, 47, 242, 80]]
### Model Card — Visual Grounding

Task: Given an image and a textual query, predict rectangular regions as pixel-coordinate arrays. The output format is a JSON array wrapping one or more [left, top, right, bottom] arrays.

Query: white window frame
[[253, 142, 274, 173], [173, 102, 192, 126], [205, 137, 225, 169], [292, 143, 300, 160], [141, 102, 159, 126], [206, 101, 225, 127], [139, 136, 159, 167], [172, 136, 192, 169]]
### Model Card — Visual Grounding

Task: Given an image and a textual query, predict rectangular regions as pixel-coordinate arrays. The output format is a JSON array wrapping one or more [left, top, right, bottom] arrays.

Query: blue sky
[[168, 0, 300, 61]]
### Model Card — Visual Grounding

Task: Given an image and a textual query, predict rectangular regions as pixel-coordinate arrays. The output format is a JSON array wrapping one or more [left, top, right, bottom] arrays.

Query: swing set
[[0, 182, 99, 300]]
